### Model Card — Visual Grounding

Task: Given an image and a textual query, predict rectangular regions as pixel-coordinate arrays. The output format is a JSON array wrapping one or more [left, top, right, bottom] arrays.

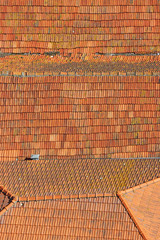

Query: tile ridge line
[[0, 185, 18, 217], [118, 177, 160, 195], [117, 191, 148, 240], [0, 71, 160, 78], [18, 192, 115, 202], [1, 53, 160, 57], [0, 185, 18, 201]]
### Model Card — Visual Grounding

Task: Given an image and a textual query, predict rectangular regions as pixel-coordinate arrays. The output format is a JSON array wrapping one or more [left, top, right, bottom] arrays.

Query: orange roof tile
[[0, 196, 143, 239], [118, 178, 160, 240], [0, 70, 159, 160], [0, 185, 17, 217], [0, 1, 160, 55], [0, 1, 159, 238], [0, 54, 160, 76], [0, 158, 159, 198]]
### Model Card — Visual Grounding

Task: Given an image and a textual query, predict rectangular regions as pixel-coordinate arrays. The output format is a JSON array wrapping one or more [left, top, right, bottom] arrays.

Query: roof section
[[0, 0, 160, 55], [0, 185, 17, 217], [0, 196, 143, 240], [0, 73, 159, 161], [0, 158, 159, 198], [0, 55, 160, 76], [118, 178, 160, 240]]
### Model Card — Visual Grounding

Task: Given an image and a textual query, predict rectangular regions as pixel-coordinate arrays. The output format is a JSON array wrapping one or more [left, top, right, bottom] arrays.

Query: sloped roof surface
[[118, 178, 160, 240], [0, 0, 160, 54], [0, 188, 11, 212], [0, 54, 160, 76], [0, 72, 159, 161], [0, 1, 160, 239], [0, 158, 159, 198], [0, 197, 143, 240], [0, 185, 17, 217]]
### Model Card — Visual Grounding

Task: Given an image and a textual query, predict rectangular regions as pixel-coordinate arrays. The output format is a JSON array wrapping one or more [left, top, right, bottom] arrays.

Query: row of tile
[[0, 133, 159, 144], [18, 192, 113, 202], [0, 131, 159, 141], [0, 75, 159, 83], [1, 72, 160, 77], [0, 118, 159, 127], [0, 146, 159, 161], [0, 83, 158, 90], [0, 100, 158, 110], [1, 46, 159, 54], [1, 119, 159, 128], [1, 36, 160, 45], [0, 92, 158, 100], [1, 26, 160, 35], [1, 13, 160, 20], [0, 1, 159, 6], [0, 111, 158, 119], [0, 144, 159, 157], [1, 20, 160, 27], [1, 40, 159, 47], [0, 34, 159, 42], [1, 41, 159, 50], [0, 91, 159, 99]]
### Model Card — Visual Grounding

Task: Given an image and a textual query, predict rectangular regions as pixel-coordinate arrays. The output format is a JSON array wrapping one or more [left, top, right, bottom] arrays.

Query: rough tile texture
[[0, 55, 160, 76], [0, 185, 17, 218], [0, 197, 143, 240], [0, 0, 160, 54], [0, 158, 159, 197], [0, 1, 160, 239], [0, 74, 159, 161], [0, 191, 11, 212], [118, 178, 160, 240]]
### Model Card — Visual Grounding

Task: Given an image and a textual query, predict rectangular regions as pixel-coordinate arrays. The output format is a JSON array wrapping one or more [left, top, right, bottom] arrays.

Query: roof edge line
[[118, 177, 160, 195], [0, 185, 18, 217], [0, 52, 160, 57], [117, 191, 148, 240], [0, 71, 160, 78], [0, 185, 18, 200], [18, 192, 114, 202]]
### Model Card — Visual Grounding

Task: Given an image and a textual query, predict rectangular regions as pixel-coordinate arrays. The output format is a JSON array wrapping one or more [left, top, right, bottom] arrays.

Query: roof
[[0, 164, 159, 240], [118, 178, 160, 240], [0, 196, 143, 239], [0, 64, 159, 161], [0, 158, 159, 198], [0, 54, 160, 76], [0, 0, 160, 55], [0, 1, 160, 238], [0, 185, 17, 217]]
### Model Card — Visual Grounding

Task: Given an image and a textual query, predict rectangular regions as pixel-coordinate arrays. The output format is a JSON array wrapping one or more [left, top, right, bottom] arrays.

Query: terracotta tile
[[0, 73, 158, 160], [0, 2, 160, 54], [0, 196, 143, 239], [0, 185, 17, 217], [118, 178, 160, 240], [0, 158, 159, 198]]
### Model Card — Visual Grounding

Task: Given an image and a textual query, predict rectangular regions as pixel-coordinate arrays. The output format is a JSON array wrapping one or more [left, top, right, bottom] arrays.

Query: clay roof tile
[[118, 178, 160, 240]]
